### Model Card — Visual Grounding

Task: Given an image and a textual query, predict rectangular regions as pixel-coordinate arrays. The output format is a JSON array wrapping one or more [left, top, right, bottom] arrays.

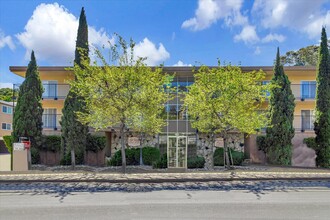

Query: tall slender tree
[[61, 7, 89, 168], [314, 27, 330, 168], [12, 51, 43, 150], [266, 48, 295, 165]]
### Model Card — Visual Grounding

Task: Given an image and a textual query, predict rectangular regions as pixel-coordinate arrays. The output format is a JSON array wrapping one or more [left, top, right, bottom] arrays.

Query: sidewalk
[[1, 165, 330, 183]]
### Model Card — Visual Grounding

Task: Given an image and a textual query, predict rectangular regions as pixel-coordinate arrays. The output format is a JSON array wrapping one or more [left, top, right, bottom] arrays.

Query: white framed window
[[42, 80, 58, 98], [2, 105, 12, 114], [1, 123, 11, 130], [301, 81, 316, 99], [301, 110, 315, 130], [42, 108, 57, 128]]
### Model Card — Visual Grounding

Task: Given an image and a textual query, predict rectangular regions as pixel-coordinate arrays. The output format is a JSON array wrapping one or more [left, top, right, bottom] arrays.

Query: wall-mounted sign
[[128, 137, 140, 147], [13, 143, 25, 151]]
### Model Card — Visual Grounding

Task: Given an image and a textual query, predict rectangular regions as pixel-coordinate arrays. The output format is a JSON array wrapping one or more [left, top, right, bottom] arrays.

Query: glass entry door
[[167, 136, 187, 168]]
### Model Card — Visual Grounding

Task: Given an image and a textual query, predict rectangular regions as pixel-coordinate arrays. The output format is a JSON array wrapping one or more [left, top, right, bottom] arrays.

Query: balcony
[[13, 83, 70, 100], [291, 83, 316, 101]]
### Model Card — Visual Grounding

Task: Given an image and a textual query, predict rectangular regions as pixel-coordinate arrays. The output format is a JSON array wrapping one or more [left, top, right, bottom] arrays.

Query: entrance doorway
[[167, 136, 187, 168]]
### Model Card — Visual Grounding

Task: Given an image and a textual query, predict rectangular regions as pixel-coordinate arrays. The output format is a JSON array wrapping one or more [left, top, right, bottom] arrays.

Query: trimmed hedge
[[3, 135, 13, 170], [31, 147, 40, 164], [108, 147, 161, 166], [41, 135, 61, 152], [187, 156, 205, 168], [60, 150, 85, 165], [86, 135, 106, 152], [256, 135, 267, 153], [304, 137, 317, 150], [153, 153, 167, 169], [213, 148, 245, 166]]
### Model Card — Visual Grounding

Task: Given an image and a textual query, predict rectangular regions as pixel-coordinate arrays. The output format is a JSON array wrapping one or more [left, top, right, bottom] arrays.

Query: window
[[301, 110, 315, 131], [43, 81, 58, 99], [42, 109, 57, 128], [262, 81, 270, 97], [301, 81, 316, 99], [2, 105, 12, 114], [1, 123, 11, 130]]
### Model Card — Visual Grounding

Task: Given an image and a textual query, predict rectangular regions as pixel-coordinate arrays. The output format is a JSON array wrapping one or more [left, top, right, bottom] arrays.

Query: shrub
[[41, 135, 61, 152], [142, 146, 160, 165], [187, 156, 205, 168], [108, 148, 140, 166], [3, 135, 13, 154], [30, 147, 40, 164], [256, 135, 268, 153], [304, 137, 317, 150], [86, 135, 106, 152], [60, 151, 84, 165], [213, 147, 244, 166], [153, 153, 167, 169]]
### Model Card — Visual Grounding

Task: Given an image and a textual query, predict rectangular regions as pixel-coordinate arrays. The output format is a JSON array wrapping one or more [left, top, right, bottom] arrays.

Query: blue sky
[[1, 0, 330, 87]]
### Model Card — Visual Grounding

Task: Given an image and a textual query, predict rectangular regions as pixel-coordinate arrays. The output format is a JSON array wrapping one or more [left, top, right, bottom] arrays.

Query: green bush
[[108, 148, 140, 166], [86, 135, 106, 152], [3, 135, 13, 154], [142, 146, 160, 165], [304, 137, 317, 150], [256, 135, 268, 153], [41, 135, 61, 152], [153, 153, 167, 169], [213, 147, 244, 166], [187, 156, 205, 168], [30, 147, 40, 164]]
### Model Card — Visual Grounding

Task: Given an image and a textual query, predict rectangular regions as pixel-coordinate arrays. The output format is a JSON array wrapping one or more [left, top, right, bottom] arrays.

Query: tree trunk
[[71, 148, 76, 170], [139, 133, 144, 166], [210, 133, 215, 170], [120, 123, 126, 173], [224, 137, 231, 169]]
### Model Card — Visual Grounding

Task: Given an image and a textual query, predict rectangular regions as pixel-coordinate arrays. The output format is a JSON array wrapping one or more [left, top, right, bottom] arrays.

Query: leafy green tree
[[314, 27, 330, 168], [0, 88, 14, 102], [266, 48, 295, 165], [61, 7, 89, 168], [12, 51, 44, 150], [183, 64, 271, 169], [69, 36, 171, 173], [280, 40, 330, 66]]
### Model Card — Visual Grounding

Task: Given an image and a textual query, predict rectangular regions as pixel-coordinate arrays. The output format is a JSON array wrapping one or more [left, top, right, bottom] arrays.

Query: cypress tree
[[61, 7, 89, 168], [314, 27, 330, 168], [12, 51, 43, 150], [266, 48, 295, 165]]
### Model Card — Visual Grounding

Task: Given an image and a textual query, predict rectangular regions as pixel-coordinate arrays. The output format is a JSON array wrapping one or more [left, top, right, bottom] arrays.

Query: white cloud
[[134, 38, 170, 66], [234, 25, 259, 44], [0, 30, 15, 50], [182, 0, 246, 31], [252, 0, 330, 38], [173, 60, 192, 67], [261, 33, 286, 43], [0, 83, 13, 89], [254, 46, 261, 55], [16, 3, 113, 65]]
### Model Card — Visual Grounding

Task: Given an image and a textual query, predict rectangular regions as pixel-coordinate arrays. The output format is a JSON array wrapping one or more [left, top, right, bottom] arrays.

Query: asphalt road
[[1, 189, 330, 220]]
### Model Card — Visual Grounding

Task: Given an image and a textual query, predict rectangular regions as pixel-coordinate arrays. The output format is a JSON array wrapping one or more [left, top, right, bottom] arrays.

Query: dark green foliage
[[303, 137, 317, 150], [213, 148, 245, 166], [41, 135, 61, 152], [86, 135, 106, 152], [30, 147, 40, 164], [314, 27, 330, 168], [61, 7, 89, 167], [266, 48, 295, 165], [0, 88, 14, 102], [152, 153, 167, 169], [3, 135, 13, 154], [108, 147, 161, 166], [187, 156, 205, 168], [142, 146, 160, 165], [256, 135, 268, 153], [12, 51, 43, 150]]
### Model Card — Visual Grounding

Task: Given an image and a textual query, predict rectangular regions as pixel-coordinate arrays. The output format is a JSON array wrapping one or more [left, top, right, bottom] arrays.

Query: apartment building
[[0, 100, 15, 138], [10, 66, 317, 167]]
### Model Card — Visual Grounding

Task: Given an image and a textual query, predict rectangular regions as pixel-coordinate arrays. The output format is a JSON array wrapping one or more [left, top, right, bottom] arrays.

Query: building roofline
[[10, 65, 317, 74], [0, 100, 16, 106]]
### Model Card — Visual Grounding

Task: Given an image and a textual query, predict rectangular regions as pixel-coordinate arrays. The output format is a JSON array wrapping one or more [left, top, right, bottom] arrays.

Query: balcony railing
[[13, 83, 70, 100]]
